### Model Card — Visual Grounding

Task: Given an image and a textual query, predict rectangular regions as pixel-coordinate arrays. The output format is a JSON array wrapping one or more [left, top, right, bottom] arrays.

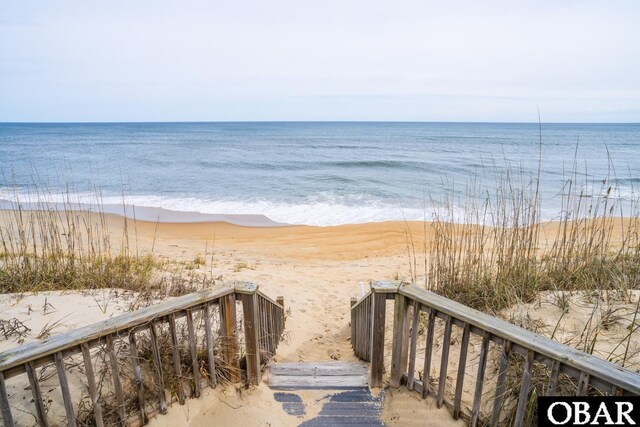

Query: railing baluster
[[186, 309, 201, 398], [274, 305, 279, 350], [203, 304, 217, 388], [370, 291, 387, 388], [359, 298, 363, 359], [364, 297, 369, 360], [350, 297, 357, 356], [437, 315, 453, 408], [274, 303, 279, 351], [262, 299, 268, 355], [260, 298, 266, 354], [470, 331, 490, 427], [241, 289, 261, 385], [25, 361, 48, 427], [353, 301, 357, 356], [367, 295, 373, 362], [491, 339, 512, 427], [453, 323, 470, 419], [546, 359, 560, 397], [359, 297, 363, 360], [106, 334, 126, 426], [361, 300, 366, 359], [353, 303, 358, 356], [149, 321, 168, 414], [276, 296, 285, 338], [273, 303, 279, 348], [363, 300, 366, 359], [268, 300, 273, 353], [577, 371, 590, 396], [270, 302, 276, 353], [422, 309, 436, 398], [54, 352, 77, 427], [367, 296, 371, 361], [128, 333, 148, 424], [0, 370, 15, 427], [358, 300, 364, 362], [280, 303, 284, 340], [257, 299, 263, 354], [514, 349, 535, 427], [407, 300, 420, 390], [358, 299, 363, 359], [391, 294, 409, 387], [400, 297, 412, 375], [220, 293, 240, 383], [81, 343, 104, 427], [169, 313, 186, 404], [264, 298, 268, 353]]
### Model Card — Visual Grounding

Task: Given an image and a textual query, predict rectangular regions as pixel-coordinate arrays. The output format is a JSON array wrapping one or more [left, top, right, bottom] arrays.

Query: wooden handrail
[[351, 281, 640, 426], [398, 284, 640, 395], [0, 283, 285, 427], [0, 286, 235, 378], [350, 290, 373, 310]]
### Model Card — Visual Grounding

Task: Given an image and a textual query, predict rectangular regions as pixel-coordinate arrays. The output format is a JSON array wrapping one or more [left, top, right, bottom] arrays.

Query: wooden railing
[[350, 292, 372, 362], [351, 281, 640, 427], [0, 282, 285, 427]]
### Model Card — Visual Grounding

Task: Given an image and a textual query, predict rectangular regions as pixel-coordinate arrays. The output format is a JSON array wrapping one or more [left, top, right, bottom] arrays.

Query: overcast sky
[[1, 1, 639, 122]]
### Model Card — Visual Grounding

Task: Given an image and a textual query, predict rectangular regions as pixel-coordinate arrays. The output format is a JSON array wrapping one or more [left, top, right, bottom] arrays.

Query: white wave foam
[[1, 186, 635, 227], [0, 188, 428, 226]]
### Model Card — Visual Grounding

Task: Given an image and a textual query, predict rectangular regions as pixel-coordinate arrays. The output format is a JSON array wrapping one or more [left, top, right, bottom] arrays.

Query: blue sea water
[[0, 122, 638, 226]]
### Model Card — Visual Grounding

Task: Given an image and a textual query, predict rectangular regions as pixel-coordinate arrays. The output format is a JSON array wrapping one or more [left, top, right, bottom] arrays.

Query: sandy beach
[[1, 211, 638, 425], [0, 214, 457, 425], [0, 214, 436, 360]]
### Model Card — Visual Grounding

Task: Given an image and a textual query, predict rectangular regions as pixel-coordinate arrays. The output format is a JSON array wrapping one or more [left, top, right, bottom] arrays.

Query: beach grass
[[422, 154, 640, 315], [410, 151, 640, 424], [0, 185, 215, 301]]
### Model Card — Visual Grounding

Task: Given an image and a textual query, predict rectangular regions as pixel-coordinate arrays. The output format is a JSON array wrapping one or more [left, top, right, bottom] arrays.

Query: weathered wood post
[[236, 282, 261, 385], [55, 351, 78, 427], [369, 281, 399, 388], [0, 371, 14, 427], [220, 289, 241, 383], [390, 284, 411, 388], [276, 295, 285, 332], [350, 296, 359, 358], [203, 304, 217, 388]]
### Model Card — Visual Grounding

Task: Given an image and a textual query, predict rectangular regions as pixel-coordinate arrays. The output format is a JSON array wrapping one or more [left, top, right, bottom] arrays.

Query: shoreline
[[1, 208, 636, 261], [0, 201, 290, 227]]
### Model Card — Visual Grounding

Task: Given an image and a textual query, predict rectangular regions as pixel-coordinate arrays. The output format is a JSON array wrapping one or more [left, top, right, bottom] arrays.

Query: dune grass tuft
[[0, 185, 215, 299], [422, 157, 640, 315]]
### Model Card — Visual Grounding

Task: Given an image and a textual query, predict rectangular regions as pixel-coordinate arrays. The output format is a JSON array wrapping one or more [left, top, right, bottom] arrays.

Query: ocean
[[0, 122, 638, 226]]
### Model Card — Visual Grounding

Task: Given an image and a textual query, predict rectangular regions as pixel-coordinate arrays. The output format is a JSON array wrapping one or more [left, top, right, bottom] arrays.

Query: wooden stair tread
[[267, 362, 369, 390]]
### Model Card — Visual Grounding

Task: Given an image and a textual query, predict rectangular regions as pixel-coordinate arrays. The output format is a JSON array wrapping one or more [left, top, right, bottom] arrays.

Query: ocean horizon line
[[2, 120, 640, 125]]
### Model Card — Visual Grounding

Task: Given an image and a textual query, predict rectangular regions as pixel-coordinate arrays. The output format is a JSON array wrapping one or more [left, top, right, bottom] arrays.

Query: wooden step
[[298, 387, 385, 427], [267, 362, 369, 390]]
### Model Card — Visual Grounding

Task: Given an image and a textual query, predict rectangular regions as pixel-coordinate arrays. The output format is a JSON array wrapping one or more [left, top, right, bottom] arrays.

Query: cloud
[[1, 0, 638, 121]]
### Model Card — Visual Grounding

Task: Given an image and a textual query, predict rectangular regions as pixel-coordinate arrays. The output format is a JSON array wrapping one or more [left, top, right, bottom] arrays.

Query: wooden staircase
[[267, 362, 385, 427]]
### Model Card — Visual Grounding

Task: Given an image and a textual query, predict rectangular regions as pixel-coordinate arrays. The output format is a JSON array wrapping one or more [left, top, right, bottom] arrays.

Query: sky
[[0, 1, 639, 122]]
